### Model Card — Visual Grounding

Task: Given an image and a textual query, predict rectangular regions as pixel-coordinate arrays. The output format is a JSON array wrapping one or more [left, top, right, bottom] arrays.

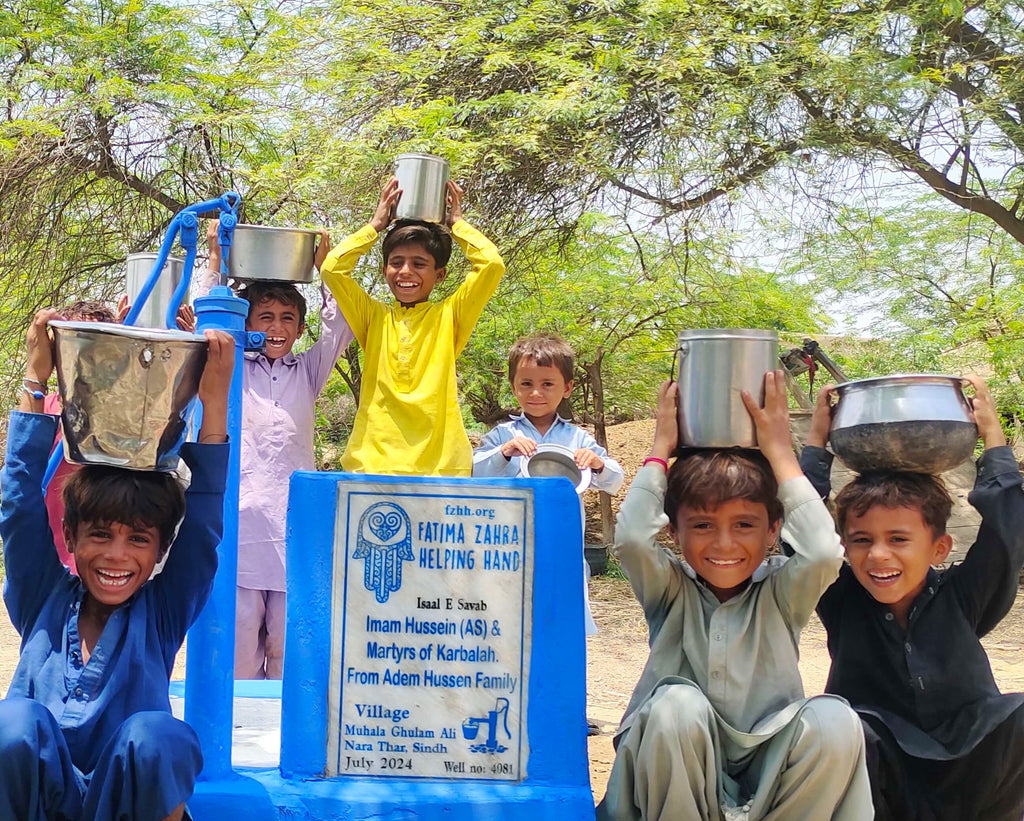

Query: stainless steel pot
[[830, 374, 978, 474], [676, 329, 779, 448], [51, 320, 208, 471], [226, 224, 318, 283], [394, 153, 450, 223], [126, 253, 186, 329]]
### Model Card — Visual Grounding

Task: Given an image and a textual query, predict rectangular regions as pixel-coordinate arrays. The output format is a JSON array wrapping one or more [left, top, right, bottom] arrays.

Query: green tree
[[789, 195, 1024, 423]]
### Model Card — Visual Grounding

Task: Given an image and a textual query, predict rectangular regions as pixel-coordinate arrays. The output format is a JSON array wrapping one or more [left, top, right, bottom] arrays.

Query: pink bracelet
[[643, 457, 669, 471]]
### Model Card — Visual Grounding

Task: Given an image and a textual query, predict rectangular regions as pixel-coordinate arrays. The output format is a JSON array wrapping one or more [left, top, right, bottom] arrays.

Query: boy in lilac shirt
[[201, 223, 354, 679]]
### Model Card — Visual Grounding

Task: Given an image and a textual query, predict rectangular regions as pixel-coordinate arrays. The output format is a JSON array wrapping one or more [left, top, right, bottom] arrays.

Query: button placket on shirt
[[904, 584, 936, 694], [395, 316, 414, 385], [706, 605, 729, 703], [266, 359, 282, 408]]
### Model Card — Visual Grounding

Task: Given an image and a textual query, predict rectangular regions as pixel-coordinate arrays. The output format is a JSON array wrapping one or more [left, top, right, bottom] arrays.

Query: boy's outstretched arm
[[153, 331, 233, 648], [2, 309, 67, 634], [19, 307, 59, 414], [743, 370, 843, 627], [446, 180, 505, 353], [301, 229, 357, 395], [197, 330, 233, 443], [613, 380, 682, 616], [741, 370, 801, 482], [951, 375, 1024, 635], [799, 384, 836, 500], [319, 179, 400, 346]]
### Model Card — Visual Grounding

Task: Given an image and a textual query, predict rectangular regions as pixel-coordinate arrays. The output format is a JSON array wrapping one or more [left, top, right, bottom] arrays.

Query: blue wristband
[[22, 381, 45, 400]]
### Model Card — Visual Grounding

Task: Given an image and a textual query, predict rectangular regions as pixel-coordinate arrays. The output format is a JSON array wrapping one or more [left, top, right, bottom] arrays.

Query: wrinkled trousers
[[0, 697, 201, 821], [598, 682, 873, 820]]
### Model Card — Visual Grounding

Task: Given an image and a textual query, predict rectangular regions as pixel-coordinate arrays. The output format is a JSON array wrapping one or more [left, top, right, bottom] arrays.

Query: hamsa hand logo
[[353, 501, 414, 603]]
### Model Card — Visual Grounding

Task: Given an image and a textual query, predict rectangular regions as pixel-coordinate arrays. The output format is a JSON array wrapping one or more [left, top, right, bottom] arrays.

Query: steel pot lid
[[519, 443, 592, 494]]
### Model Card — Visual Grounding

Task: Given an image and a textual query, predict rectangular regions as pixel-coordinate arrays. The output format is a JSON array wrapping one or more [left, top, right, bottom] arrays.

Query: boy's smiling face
[[843, 503, 952, 625], [385, 241, 446, 306], [247, 297, 303, 360], [64, 520, 163, 608], [512, 358, 573, 429], [671, 499, 778, 602]]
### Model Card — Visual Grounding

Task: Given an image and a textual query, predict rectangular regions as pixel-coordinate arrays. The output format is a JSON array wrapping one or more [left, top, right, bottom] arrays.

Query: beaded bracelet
[[22, 381, 45, 400], [642, 456, 669, 471]]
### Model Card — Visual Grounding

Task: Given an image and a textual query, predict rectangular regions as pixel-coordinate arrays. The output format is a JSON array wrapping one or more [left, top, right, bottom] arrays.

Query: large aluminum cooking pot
[[51, 320, 208, 471], [394, 153, 450, 223], [830, 374, 978, 474], [676, 329, 779, 448], [226, 224, 318, 283], [126, 253, 185, 329]]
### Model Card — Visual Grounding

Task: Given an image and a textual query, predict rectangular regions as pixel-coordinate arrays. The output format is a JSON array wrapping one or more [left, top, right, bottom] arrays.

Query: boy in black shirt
[[801, 377, 1024, 821]]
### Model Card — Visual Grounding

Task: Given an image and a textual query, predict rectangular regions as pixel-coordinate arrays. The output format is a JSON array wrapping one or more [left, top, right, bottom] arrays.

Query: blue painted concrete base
[[192, 770, 595, 820], [179, 680, 597, 819]]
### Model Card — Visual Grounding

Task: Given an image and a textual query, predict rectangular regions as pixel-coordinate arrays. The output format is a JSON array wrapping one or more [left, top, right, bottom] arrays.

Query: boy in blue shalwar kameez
[[0, 309, 235, 821]]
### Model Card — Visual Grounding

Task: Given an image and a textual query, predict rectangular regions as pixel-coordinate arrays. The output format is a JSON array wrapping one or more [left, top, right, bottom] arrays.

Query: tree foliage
[[790, 196, 1024, 417], [1, 0, 1020, 451]]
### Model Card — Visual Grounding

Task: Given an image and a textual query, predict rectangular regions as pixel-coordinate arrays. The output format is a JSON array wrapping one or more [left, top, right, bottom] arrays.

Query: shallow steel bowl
[[519, 444, 592, 494], [51, 320, 207, 471], [226, 224, 318, 283], [830, 374, 978, 474]]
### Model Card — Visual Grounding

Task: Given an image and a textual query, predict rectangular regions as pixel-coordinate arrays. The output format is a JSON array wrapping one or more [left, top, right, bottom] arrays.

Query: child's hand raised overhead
[[314, 229, 331, 272], [445, 180, 464, 227], [21, 308, 59, 412], [742, 370, 800, 482], [649, 380, 678, 462], [197, 330, 235, 444], [501, 435, 538, 460], [24, 308, 59, 386], [371, 177, 402, 233], [806, 383, 837, 449], [207, 218, 223, 273], [965, 374, 1006, 450]]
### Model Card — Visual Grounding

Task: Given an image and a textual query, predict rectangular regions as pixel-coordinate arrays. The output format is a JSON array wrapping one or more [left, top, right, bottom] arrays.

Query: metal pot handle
[[672, 342, 689, 379]]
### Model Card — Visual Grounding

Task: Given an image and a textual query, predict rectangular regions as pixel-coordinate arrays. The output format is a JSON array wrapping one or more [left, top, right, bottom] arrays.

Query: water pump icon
[[462, 698, 511, 754]]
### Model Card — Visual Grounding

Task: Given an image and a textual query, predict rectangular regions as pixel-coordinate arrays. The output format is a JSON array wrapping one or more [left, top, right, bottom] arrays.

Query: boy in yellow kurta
[[320, 176, 505, 475]]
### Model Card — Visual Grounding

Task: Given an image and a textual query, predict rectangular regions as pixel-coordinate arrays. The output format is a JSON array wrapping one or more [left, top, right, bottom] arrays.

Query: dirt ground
[[1, 416, 1022, 808]]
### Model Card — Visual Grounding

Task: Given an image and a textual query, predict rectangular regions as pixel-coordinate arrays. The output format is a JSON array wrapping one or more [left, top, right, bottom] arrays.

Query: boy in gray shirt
[[598, 373, 872, 820]]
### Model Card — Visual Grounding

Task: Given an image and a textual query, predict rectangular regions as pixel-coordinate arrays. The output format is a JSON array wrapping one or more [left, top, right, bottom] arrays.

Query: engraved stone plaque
[[326, 482, 534, 781]]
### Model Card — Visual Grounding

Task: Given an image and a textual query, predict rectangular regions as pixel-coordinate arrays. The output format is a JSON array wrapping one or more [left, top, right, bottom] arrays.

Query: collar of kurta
[[392, 300, 433, 315], [245, 350, 299, 368], [507, 412, 572, 435]]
